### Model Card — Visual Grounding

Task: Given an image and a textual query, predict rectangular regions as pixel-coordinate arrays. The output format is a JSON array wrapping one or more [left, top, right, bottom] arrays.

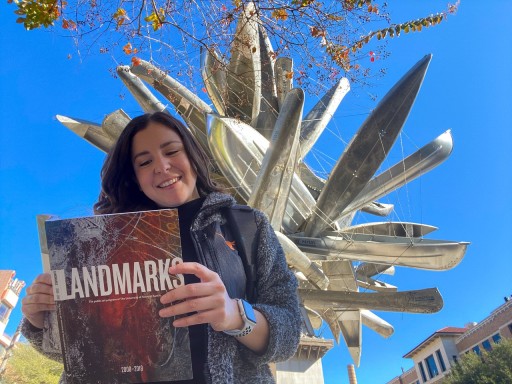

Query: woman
[[21, 112, 301, 383]]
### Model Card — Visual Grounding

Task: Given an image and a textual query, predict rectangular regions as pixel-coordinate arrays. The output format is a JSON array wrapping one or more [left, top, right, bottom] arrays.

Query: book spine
[[52, 270, 62, 301], [53, 268, 72, 383]]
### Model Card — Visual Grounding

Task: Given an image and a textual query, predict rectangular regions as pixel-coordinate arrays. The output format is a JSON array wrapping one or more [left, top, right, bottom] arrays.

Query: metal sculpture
[[56, 2, 468, 366]]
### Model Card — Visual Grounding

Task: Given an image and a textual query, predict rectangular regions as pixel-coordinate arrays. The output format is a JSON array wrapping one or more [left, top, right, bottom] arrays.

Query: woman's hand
[[159, 262, 243, 332], [21, 273, 56, 329]]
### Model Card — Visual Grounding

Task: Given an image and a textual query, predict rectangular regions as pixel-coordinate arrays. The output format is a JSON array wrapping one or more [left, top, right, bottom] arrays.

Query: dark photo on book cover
[[45, 209, 193, 384]]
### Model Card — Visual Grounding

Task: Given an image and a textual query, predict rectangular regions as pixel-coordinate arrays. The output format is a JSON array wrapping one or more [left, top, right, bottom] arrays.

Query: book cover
[[44, 209, 193, 384], [36, 214, 63, 354]]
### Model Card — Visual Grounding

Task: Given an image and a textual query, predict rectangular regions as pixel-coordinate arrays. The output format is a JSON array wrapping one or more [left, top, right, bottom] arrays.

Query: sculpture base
[[275, 336, 334, 384]]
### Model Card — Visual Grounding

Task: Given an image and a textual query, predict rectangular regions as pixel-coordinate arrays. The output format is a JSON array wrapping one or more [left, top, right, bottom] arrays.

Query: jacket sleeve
[[237, 210, 301, 364], [21, 317, 64, 363]]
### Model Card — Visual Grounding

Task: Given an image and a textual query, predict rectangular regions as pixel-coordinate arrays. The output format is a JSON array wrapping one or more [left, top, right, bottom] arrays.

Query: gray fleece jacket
[[22, 192, 301, 383]]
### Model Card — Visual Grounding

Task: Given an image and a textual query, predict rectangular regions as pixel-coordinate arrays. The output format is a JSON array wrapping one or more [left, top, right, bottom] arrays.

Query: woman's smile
[[157, 176, 181, 188]]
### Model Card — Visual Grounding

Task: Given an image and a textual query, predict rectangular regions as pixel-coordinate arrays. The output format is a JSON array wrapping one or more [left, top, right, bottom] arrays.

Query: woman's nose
[[154, 157, 171, 174]]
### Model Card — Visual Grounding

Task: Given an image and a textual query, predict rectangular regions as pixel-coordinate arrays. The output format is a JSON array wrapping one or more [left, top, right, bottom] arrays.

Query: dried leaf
[[271, 9, 288, 21], [123, 42, 132, 55], [62, 18, 76, 30], [310, 26, 326, 38], [112, 8, 126, 19]]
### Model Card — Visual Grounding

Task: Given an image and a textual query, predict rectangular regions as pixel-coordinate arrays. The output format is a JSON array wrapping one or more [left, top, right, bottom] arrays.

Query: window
[[482, 339, 492, 351], [418, 361, 427, 383], [492, 333, 501, 344], [436, 349, 447, 372], [425, 354, 439, 379], [472, 345, 481, 355], [0, 303, 10, 322]]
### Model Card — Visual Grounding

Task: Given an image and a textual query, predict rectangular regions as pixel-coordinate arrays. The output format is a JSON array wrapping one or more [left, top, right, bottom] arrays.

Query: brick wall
[[402, 367, 418, 383], [386, 367, 417, 384], [456, 300, 512, 352]]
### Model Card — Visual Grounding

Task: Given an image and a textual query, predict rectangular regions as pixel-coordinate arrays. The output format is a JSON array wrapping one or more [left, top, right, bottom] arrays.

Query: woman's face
[[131, 121, 199, 208]]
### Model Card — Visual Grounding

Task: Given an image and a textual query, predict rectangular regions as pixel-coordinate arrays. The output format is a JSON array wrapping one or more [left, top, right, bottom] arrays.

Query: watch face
[[241, 299, 257, 324]]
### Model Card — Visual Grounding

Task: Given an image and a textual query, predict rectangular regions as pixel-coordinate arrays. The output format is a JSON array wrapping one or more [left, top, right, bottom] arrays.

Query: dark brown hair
[[94, 112, 223, 214]]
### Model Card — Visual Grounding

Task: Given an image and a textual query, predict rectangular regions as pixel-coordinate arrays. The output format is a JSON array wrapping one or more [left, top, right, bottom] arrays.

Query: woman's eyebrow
[[132, 150, 149, 162], [160, 140, 181, 149]]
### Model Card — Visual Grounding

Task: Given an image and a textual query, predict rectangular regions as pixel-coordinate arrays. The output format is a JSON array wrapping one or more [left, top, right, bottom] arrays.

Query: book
[[44, 209, 193, 384], [36, 214, 63, 355]]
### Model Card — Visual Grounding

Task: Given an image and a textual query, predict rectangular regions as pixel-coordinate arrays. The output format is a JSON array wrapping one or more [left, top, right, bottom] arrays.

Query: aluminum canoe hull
[[248, 88, 304, 229], [289, 232, 468, 270], [301, 287, 443, 313], [207, 114, 316, 233], [305, 55, 432, 237]]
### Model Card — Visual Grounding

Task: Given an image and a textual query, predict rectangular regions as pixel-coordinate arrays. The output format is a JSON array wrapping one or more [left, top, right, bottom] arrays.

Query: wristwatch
[[223, 299, 257, 337]]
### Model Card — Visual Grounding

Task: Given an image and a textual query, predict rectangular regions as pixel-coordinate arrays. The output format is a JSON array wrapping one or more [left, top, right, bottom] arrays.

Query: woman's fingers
[[22, 301, 56, 317], [26, 281, 54, 297], [159, 262, 241, 331], [161, 296, 239, 331], [159, 294, 224, 318], [21, 273, 56, 329], [161, 262, 223, 304], [172, 308, 226, 328], [33, 272, 53, 285], [160, 279, 224, 305], [170, 262, 218, 282]]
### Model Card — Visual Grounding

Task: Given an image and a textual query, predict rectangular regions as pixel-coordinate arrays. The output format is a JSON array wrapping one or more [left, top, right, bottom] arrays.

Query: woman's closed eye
[[137, 159, 152, 167]]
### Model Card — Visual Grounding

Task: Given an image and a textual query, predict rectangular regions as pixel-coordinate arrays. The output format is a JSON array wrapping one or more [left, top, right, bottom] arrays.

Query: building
[[386, 296, 512, 384], [0, 270, 25, 357], [276, 335, 334, 383]]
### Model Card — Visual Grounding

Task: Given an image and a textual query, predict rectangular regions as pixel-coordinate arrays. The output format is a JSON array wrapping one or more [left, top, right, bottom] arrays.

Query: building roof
[[436, 326, 468, 334], [403, 326, 467, 358]]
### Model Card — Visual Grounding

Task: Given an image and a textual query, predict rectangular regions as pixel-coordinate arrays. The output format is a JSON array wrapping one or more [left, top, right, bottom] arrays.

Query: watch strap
[[223, 299, 256, 338], [223, 324, 254, 337]]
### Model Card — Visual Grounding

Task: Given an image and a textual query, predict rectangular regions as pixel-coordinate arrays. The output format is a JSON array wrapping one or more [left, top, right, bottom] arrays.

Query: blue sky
[[1, 1, 511, 383]]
